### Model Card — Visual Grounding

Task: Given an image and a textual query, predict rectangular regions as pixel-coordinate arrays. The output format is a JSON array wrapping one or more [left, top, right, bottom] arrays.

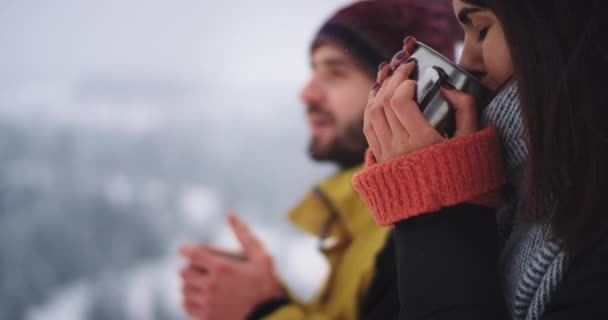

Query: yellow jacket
[[265, 166, 389, 320]]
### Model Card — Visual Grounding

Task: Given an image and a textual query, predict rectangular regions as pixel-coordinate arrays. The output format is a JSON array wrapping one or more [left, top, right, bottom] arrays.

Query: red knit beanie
[[312, 0, 462, 77]]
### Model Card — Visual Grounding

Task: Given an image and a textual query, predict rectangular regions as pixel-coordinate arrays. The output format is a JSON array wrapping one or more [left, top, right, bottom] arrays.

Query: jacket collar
[[288, 165, 374, 245]]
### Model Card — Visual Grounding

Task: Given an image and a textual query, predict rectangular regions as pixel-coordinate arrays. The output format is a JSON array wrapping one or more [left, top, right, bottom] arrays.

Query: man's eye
[[478, 27, 489, 42], [329, 70, 346, 78]]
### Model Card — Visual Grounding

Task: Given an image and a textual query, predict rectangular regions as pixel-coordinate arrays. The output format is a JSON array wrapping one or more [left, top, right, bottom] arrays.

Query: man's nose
[[299, 77, 324, 106]]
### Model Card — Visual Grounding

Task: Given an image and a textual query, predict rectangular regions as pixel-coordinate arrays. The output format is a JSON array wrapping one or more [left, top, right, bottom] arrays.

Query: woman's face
[[453, 0, 513, 91]]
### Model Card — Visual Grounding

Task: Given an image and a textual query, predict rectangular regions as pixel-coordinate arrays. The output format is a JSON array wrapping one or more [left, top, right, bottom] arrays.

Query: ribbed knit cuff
[[353, 126, 505, 226]]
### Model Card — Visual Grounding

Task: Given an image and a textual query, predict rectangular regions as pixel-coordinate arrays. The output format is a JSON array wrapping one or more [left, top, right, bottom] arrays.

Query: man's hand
[[179, 212, 285, 320]]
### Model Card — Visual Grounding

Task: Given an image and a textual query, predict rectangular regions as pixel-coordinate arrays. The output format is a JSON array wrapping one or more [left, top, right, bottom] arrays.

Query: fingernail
[[403, 57, 417, 65], [378, 61, 388, 72], [433, 65, 448, 78], [392, 50, 405, 62], [403, 36, 417, 48], [433, 66, 456, 90], [442, 82, 456, 90], [370, 82, 380, 91], [405, 58, 419, 80], [439, 78, 456, 90]]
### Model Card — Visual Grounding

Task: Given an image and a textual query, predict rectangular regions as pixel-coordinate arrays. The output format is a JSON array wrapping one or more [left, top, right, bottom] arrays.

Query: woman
[[353, 0, 608, 319]]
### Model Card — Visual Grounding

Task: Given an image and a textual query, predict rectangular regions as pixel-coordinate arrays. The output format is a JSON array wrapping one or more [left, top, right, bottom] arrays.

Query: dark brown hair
[[464, 0, 608, 253]]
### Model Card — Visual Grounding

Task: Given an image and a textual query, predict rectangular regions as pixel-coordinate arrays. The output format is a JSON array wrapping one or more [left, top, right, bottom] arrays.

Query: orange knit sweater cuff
[[353, 126, 506, 226]]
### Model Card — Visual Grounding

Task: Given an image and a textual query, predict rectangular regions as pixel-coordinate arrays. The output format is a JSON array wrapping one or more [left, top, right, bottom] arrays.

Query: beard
[[308, 112, 368, 170]]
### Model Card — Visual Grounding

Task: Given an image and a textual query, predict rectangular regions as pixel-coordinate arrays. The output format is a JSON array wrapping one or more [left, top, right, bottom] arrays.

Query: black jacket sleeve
[[360, 230, 400, 320], [393, 203, 507, 320]]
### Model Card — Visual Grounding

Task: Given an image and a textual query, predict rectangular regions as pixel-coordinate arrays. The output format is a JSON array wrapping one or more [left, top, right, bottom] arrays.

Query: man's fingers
[[179, 243, 200, 258], [440, 87, 478, 138], [182, 282, 206, 305], [180, 266, 211, 290], [204, 245, 247, 262], [180, 244, 222, 273], [227, 212, 266, 258], [183, 299, 205, 319], [183, 282, 205, 296]]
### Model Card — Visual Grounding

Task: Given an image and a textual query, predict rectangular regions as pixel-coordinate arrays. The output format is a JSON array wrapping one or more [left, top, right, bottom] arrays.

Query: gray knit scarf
[[481, 82, 569, 320]]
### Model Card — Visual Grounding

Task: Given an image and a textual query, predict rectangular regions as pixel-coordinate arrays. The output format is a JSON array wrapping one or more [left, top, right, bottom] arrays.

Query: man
[[179, 1, 461, 319]]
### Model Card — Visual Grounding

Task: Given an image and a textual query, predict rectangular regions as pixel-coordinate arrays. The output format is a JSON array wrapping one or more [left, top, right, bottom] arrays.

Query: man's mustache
[[307, 104, 335, 122]]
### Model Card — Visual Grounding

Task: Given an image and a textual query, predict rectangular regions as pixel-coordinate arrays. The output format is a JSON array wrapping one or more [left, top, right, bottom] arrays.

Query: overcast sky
[[0, 0, 349, 85]]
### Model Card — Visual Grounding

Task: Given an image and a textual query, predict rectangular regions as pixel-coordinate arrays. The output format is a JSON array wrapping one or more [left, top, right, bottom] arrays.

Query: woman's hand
[[364, 36, 480, 163]]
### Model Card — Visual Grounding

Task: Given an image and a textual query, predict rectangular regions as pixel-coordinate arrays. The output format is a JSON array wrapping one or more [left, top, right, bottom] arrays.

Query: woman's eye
[[478, 27, 489, 42]]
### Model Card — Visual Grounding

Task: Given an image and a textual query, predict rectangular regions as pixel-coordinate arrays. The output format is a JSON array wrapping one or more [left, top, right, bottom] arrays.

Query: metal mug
[[408, 41, 493, 136]]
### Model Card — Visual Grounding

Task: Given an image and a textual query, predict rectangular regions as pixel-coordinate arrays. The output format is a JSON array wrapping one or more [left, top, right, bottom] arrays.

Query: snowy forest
[[0, 0, 345, 318]]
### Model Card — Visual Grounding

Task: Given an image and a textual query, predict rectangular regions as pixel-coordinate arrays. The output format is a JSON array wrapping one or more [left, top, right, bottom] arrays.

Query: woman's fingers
[[368, 102, 394, 157], [376, 62, 392, 85], [366, 62, 394, 160], [367, 61, 417, 161], [440, 87, 478, 138], [391, 80, 426, 130], [371, 57, 418, 139], [363, 103, 383, 159], [389, 50, 407, 70], [383, 103, 408, 143], [402, 36, 417, 57], [369, 61, 391, 102], [382, 59, 417, 101], [392, 80, 444, 147], [362, 36, 465, 163]]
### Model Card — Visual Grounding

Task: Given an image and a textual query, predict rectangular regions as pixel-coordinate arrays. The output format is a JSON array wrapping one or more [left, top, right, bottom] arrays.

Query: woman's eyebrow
[[457, 7, 482, 25]]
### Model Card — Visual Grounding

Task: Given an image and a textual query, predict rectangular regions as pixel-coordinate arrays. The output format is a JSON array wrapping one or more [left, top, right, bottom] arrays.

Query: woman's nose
[[458, 39, 484, 75]]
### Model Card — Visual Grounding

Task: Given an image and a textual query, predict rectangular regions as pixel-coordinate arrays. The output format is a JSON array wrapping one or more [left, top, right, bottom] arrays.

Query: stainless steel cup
[[409, 41, 493, 135]]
